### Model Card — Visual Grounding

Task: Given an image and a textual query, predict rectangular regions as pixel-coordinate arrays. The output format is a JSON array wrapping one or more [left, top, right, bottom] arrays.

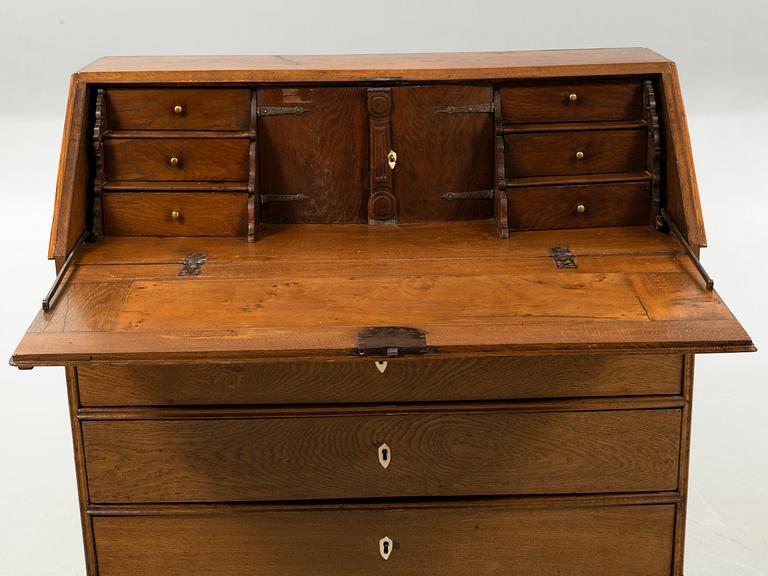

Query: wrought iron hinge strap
[[661, 208, 714, 291], [442, 190, 494, 201], [438, 103, 495, 114], [549, 246, 577, 269], [257, 106, 310, 117], [42, 231, 87, 311], [260, 193, 310, 204], [178, 252, 208, 277]]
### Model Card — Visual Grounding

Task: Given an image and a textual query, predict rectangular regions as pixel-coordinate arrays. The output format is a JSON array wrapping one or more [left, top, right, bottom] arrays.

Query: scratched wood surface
[[12, 223, 753, 366], [91, 503, 676, 576]]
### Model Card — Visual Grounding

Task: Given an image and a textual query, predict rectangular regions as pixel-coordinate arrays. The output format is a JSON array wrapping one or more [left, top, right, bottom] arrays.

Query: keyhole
[[381, 448, 388, 462], [383, 541, 389, 554], [378, 443, 391, 469]]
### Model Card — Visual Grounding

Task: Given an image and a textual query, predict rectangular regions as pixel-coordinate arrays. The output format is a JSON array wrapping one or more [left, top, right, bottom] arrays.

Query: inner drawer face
[[82, 408, 681, 503], [507, 181, 651, 230], [76, 355, 683, 406], [504, 129, 646, 177], [104, 138, 250, 181], [92, 504, 676, 576], [500, 81, 643, 123], [106, 88, 252, 131], [103, 192, 248, 236]]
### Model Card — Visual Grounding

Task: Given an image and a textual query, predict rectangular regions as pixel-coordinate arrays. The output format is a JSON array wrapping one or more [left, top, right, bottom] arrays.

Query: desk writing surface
[[12, 222, 753, 366]]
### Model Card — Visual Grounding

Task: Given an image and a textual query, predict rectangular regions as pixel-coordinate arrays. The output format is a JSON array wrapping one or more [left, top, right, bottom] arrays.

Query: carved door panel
[[390, 85, 495, 222], [258, 87, 370, 223]]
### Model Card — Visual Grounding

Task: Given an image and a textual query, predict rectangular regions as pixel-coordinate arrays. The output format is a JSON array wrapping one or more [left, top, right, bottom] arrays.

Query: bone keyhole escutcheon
[[378, 443, 391, 469], [375, 361, 388, 374], [379, 536, 393, 560]]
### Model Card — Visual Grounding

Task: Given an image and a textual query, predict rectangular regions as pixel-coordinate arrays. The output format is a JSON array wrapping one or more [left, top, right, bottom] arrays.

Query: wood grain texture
[[507, 182, 650, 230], [82, 408, 681, 503], [103, 192, 248, 236], [91, 503, 676, 576], [105, 138, 249, 181], [505, 128, 647, 177], [76, 48, 671, 83], [390, 85, 494, 222], [258, 87, 369, 223], [501, 80, 643, 123], [106, 88, 250, 130], [76, 354, 683, 406]]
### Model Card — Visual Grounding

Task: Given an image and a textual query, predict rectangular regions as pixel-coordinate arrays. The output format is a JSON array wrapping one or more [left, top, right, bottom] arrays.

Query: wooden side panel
[[82, 409, 681, 503], [258, 87, 369, 223], [92, 504, 677, 576], [77, 354, 684, 406], [49, 75, 90, 265], [659, 65, 706, 247], [390, 85, 494, 222]]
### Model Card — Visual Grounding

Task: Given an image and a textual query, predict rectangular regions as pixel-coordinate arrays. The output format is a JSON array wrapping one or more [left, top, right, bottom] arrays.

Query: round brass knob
[[575, 151, 585, 160], [169, 156, 180, 166], [576, 203, 586, 214], [569, 93, 578, 102], [171, 210, 181, 220], [173, 105, 183, 114]]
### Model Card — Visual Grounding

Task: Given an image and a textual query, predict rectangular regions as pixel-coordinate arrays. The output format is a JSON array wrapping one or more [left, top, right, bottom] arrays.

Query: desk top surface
[[12, 223, 754, 367]]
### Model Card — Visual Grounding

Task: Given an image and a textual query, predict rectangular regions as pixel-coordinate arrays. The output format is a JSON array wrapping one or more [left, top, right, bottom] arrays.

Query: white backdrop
[[0, 1, 766, 574]]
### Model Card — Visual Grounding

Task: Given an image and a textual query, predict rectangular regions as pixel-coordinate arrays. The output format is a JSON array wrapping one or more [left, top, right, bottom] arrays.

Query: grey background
[[1, 1, 766, 574]]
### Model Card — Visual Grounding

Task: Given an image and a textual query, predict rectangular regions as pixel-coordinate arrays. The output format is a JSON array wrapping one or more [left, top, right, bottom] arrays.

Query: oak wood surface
[[76, 354, 683, 406], [91, 503, 676, 576], [258, 87, 369, 223], [501, 80, 643, 123], [103, 192, 248, 236], [104, 138, 250, 181], [505, 128, 647, 177], [12, 224, 753, 367], [390, 85, 494, 221], [507, 181, 650, 230], [106, 88, 251, 130]]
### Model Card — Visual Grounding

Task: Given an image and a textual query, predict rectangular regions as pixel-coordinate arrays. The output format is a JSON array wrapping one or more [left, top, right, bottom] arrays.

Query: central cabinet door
[[391, 85, 494, 222], [258, 87, 370, 223]]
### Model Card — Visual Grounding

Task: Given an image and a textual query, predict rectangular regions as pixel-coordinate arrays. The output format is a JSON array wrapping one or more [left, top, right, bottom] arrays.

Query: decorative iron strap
[[257, 105, 310, 116], [260, 193, 309, 203], [438, 103, 495, 114], [442, 190, 495, 200]]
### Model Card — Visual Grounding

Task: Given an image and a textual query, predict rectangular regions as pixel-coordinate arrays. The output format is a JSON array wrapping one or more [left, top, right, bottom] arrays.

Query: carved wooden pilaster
[[493, 88, 509, 239], [91, 88, 106, 241], [644, 80, 663, 231], [367, 88, 396, 224], [248, 89, 260, 242]]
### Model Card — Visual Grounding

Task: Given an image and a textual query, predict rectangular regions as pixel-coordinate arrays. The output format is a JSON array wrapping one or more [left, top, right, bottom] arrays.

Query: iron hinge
[[178, 252, 208, 277], [549, 246, 577, 269], [442, 189, 494, 201], [438, 102, 495, 114]]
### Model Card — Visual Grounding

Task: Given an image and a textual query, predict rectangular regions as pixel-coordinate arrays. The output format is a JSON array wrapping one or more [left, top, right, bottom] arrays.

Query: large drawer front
[[83, 408, 681, 503], [106, 88, 251, 131], [104, 138, 250, 181], [92, 503, 676, 576], [76, 354, 683, 406], [504, 129, 646, 177]]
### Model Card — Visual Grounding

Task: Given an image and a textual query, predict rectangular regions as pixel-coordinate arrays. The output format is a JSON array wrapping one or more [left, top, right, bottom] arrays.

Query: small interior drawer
[[504, 129, 646, 178], [103, 192, 248, 236], [105, 88, 251, 131], [104, 138, 250, 182], [507, 181, 651, 230], [500, 81, 643, 123]]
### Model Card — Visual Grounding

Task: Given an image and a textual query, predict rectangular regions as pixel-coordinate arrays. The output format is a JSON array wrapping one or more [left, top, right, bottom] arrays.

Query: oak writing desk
[[12, 49, 754, 575]]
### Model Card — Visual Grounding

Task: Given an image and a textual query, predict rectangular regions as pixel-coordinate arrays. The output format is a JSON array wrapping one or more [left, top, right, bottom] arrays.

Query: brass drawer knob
[[576, 203, 586, 214], [173, 105, 183, 114], [171, 210, 181, 220], [569, 93, 578, 102], [169, 156, 180, 166], [575, 151, 585, 160]]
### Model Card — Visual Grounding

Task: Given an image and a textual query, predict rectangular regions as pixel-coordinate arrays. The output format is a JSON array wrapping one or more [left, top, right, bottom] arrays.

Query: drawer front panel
[[106, 89, 251, 131], [76, 354, 683, 406], [508, 182, 650, 230], [83, 409, 681, 503], [92, 503, 676, 576], [104, 138, 250, 181], [103, 192, 248, 236], [500, 81, 643, 123], [505, 129, 646, 177]]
